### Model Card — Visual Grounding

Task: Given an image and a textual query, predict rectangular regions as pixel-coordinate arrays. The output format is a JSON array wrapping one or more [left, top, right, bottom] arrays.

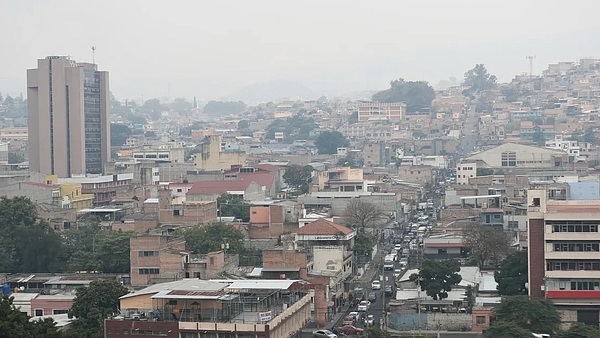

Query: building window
[[501, 151, 516, 167], [177, 188, 182, 193], [201, 334, 217, 338], [553, 242, 600, 252], [181, 333, 199, 338], [52, 309, 69, 314], [138, 268, 160, 274], [550, 221, 599, 233], [508, 221, 519, 229], [219, 334, 235, 338], [173, 209, 183, 216], [476, 316, 486, 325], [438, 249, 447, 255], [34, 309, 43, 316], [139, 251, 159, 257]]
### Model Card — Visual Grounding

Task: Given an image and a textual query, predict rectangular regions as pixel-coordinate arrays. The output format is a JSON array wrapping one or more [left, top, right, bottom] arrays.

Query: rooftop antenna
[[91, 46, 96, 65], [526, 55, 536, 77]]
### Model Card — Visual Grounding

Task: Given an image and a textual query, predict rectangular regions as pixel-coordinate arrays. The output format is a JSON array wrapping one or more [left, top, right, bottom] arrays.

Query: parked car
[[357, 300, 370, 312], [385, 285, 393, 296], [367, 292, 377, 301], [342, 315, 356, 326], [371, 280, 381, 290], [313, 330, 337, 338], [338, 325, 365, 335], [365, 314, 375, 327]]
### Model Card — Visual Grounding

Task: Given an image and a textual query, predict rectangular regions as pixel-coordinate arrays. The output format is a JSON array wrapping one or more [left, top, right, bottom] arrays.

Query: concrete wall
[[388, 312, 472, 331]]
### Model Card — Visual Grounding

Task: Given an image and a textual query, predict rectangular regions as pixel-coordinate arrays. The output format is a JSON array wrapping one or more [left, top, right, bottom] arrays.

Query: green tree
[[365, 326, 390, 338], [238, 120, 249, 129], [315, 131, 349, 154], [110, 123, 132, 147], [483, 320, 533, 338], [409, 260, 462, 300], [265, 115, 317, 141], [217, 193, 250, 222], [584, 127, 598, 145], [492, 296, 560, 336], [531, 128, 546, 146], [283, 165, 313, 195], [0, 196, 64, 273], [69, 279, 128, 338], [144, 130, 157, 138], [462, 64, 497, 97], [203, 101, 246, 115], [569, 129, 584, 143], [558, 323, 600, 338], [177, 223, 245, 254], [141, 98, 167, 120], [464, 285, 476, 313], [463, 224, 510, 269], [372, 78, 435, 112], [344, 199, 384, 232], [412, 130, 427, 139], [495, 251, 528, 296], [0, 295, 63, 338], [353, 233, 375, 257], [95, 230, 133, 273]]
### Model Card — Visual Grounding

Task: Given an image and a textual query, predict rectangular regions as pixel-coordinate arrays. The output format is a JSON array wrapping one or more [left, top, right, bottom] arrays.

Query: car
[[342, 315, 356, 326], [394, 243, 402, 251], [365, 314, 375, 327], [357, 300, 370, 312], [313, 330, 337, 338], [371, 280, 381, 290], [367, 292, 377, 301], [338, 325, 365, 335], [385, 285, 394, 296], [394, 269, 403, 278]]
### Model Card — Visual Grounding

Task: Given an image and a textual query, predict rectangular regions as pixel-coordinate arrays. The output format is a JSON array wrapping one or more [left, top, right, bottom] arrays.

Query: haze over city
[[2, 0, 600, 100]]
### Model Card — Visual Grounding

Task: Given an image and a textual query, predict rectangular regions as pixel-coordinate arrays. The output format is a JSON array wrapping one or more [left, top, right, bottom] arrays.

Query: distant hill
[[226, 80, 318, 104]]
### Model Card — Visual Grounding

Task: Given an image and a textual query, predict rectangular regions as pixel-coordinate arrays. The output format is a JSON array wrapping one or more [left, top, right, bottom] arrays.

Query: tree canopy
[[283, 165, 313, 195], [265, 115, 317, 142], [0, 295, 62, 338], [176, 222, 245, 254], [557, 323, 600, 338], [483, 320, 534, 338], [463, 224, 510, 269], [462, 64, 497, 97], [69, 279, 128, 338], [344, 199, 384, 232], [0, 196, 64, 273], [314, 131, 349, 154], [217, 194, 250, 222], [110, 123, 132, 147], [409, 260, 462, 300], [372, 78, 435, 112], [203, 101, 246, 115], [491, 296, 560, 336], [495, 251, 528, 296]]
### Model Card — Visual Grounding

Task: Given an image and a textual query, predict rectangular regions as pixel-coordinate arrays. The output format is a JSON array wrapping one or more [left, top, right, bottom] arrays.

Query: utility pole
[[91, 46, 96, 65], [381, 255, 386, 330]]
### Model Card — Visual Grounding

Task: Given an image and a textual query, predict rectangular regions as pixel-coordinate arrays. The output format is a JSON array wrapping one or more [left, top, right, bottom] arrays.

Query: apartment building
[[527, 189, 600, 328], [106, 279, 311, 338], [357, 102, 405, 122], [129, 234, 189, 287], [192, 135, 246, 170], [27, 56, 110, 177]]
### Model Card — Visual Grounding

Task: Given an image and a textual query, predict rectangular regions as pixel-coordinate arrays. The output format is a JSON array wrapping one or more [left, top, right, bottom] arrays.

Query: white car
[[313, 330, 337, 338], [394, 244, 402, 251], [371, 280, 381, 290], [357, 300, 371, 312]]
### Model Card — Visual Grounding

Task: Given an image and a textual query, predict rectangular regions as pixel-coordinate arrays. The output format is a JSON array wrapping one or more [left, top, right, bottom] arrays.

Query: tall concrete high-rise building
[[27, 56, 111, 177]]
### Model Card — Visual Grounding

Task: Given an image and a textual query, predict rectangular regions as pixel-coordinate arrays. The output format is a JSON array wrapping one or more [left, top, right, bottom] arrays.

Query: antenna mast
[[91, 46, 96, 65], [526, 55, 536, 77]]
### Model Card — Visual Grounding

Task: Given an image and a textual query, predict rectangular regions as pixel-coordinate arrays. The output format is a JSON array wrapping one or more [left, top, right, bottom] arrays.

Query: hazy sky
[[2, 0, 600, 101]]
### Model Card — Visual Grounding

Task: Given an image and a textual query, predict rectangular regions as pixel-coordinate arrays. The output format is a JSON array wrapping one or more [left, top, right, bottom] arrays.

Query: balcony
[[546, 270, 600, 279]]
